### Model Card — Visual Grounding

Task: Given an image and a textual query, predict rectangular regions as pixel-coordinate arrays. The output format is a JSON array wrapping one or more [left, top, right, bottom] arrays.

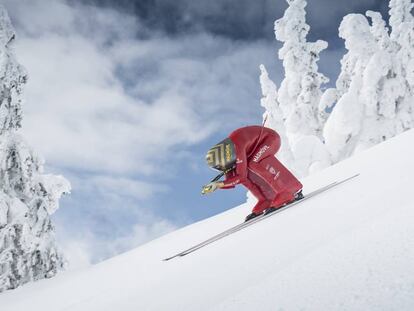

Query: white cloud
[[4, 0, 275, 176], [82, 175, 168, 201]]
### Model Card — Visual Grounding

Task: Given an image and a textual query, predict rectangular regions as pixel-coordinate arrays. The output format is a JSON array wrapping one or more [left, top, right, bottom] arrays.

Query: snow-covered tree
[[272, 0, 331, 175], [357, 10, 413, 153], [390, 2, 414, 138], [0, 6, 70, 292], [389, 0, 414, 43], [259, 64, 294, 167], [366, 10, 393, 52], [261, 0, 414, 173], [275, 0, 329, 137], [323, 14, 379, 161], [324, 3, 414, 162]]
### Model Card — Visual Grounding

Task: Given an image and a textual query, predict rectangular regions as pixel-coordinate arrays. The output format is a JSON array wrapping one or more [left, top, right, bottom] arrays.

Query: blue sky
[[2, 0, 388, 265]]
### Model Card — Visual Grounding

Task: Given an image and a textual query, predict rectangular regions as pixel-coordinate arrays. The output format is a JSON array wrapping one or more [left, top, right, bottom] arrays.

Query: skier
[[202, 125, 303, 222]]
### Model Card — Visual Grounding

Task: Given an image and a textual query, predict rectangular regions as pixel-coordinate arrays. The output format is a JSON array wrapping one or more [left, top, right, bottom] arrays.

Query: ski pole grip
[[201, 184, 211, 195]]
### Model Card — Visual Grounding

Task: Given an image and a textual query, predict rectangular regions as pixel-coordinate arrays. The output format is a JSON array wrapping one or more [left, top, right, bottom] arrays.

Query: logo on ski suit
[[253, 145, 270, 163], [267, 165, 280, 180]]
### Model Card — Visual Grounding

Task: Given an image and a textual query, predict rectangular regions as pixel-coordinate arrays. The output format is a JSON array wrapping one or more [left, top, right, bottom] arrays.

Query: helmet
[[206, 138, 236, 171]]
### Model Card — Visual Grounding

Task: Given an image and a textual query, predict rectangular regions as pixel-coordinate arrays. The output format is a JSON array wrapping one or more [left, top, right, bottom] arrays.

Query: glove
[[201, 182, 220, 195]]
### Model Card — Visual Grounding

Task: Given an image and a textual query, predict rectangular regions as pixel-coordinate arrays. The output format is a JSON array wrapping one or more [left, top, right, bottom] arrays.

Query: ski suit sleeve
[[220, 171, 236, 189], [221, 149, 248, 188]]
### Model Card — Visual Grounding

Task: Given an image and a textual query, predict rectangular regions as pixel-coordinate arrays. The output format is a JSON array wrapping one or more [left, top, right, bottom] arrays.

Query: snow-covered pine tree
[[355, 12, 407, 154], [356, 9, 413, 153], [259, 64, 294, 167], [273, 0, 331, 175], [366, 10, 394, 52], [323, 14, 378, 161], [0, 6, 70, 292], [324, 1, 414, 162], [389, 0, 414, 42], [320, 11, 394, 150], [389, 0, 414, 130]]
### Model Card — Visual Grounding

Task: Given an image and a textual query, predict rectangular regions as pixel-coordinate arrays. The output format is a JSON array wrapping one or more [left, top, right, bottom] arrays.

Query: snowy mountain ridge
[[1, 127, 413, 310]]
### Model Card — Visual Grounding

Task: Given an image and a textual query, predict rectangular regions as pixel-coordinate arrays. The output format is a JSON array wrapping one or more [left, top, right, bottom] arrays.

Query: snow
[[1, 127, 414, 310]]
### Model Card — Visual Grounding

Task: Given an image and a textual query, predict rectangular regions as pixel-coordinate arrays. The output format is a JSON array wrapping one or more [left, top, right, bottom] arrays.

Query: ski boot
[[264, 190, 304, 215], [294, 190, 304, 201], [264, 206, 278, 215], [244, 212, 262, 222]]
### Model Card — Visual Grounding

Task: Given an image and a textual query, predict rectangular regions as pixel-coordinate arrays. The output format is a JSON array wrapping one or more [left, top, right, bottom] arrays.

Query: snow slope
[[2, 129, 414, 310]]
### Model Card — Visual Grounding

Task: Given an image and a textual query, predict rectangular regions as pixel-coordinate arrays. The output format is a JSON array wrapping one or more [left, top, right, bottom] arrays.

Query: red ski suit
[[222, 126, 302, 214]]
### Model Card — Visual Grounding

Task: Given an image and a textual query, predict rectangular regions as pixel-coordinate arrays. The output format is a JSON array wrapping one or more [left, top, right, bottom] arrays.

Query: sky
[[1, 0, 389, 267]]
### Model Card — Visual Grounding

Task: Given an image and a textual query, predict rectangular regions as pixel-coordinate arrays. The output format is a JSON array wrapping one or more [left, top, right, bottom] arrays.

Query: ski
[[163, 173, 359, 261]]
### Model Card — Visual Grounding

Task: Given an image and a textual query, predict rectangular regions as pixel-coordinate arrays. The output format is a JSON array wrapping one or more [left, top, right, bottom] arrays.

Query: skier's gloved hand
[[201, 182, 222, 195]]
